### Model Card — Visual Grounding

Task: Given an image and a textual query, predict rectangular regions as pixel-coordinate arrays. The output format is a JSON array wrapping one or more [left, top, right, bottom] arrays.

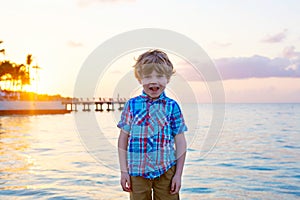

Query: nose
[[149, 76, 159, 84]]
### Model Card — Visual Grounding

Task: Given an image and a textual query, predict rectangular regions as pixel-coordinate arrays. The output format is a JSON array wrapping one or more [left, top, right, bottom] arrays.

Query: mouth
[[149, 86, 160, 92]]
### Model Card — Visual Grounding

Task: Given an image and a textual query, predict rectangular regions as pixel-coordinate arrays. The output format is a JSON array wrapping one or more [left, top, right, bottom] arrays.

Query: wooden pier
[[62, 97, 127, 112]]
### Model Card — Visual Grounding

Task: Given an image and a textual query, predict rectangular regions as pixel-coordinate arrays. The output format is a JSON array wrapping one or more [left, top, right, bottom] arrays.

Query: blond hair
[[133, 49, 175, 81]]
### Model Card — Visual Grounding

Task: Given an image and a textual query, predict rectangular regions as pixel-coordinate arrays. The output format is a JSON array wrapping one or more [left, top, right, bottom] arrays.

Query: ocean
[[0, 103, 299, 200]]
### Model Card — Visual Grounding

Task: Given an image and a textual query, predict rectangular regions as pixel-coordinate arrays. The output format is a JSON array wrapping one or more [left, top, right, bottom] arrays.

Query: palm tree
[[0, 61, 30, 91], [19, 64, 30, 87], [0, 40, 5, 55], [14, 63, 30, 91], [26, 54, 33, 88], [32, 64, 41, 92], [0, 61, 14, 90], [0, 42, 33, 92], [26, 54, 32, 73]]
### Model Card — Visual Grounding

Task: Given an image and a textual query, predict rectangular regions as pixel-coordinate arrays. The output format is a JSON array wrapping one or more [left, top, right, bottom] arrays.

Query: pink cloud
[[215, 55, 299, 80], [282, 46, 300, 58], [176, 47, 300, 81], [261, 29, 288, 43]]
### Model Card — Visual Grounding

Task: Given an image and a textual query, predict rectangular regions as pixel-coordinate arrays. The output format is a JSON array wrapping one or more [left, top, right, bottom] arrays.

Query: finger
[[121, 183, 126, 191], [124, 187, 131, 192], [174, 184, 181, 194], [126, 180, 132, 192], [121, 180, 126, 191], [170, 182, 181, 194], [127, 177, 131, 189], [170, 181, 176, 193], [121, 179, 129, 192], [123, 184, 131, 192]]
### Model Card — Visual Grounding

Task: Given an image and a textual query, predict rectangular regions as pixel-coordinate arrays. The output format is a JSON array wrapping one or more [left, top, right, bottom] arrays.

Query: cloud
[[176, 46, 300, 81], [67, 40, 84, 48], [282, 46, 300, 58], [261, 29, 287, 43], [282, 46, 300, 71], [215, 53, 300, 80]]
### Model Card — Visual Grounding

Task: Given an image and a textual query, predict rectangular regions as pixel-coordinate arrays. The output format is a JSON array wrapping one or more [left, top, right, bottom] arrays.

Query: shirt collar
[[140, 91, 167, 103]]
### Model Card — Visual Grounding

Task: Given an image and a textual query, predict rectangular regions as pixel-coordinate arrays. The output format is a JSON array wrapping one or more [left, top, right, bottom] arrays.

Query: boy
[[117, 49, 187, 200]]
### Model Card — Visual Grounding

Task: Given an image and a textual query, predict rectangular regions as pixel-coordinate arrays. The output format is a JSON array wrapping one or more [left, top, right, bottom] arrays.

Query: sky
[[0, 0, 300, 103]]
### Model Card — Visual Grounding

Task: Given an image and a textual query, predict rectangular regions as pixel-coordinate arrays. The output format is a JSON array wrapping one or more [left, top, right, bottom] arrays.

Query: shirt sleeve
[[117, 101, 132, 133], [170, 102, 188, 135]]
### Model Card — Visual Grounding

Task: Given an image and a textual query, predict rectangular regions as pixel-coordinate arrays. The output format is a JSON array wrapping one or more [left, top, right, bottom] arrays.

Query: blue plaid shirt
[[117, 91, 187, 179]]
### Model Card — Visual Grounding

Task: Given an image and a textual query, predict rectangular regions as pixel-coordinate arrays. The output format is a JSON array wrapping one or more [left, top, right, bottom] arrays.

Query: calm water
[[0, 104, 299, 200]]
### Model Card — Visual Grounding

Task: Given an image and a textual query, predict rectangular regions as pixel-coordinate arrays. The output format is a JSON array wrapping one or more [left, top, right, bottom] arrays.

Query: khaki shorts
[[130, 166, 179, 200]]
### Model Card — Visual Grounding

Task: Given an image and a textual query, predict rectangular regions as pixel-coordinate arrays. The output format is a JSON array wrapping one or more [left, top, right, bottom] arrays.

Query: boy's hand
[[120, 172, 132, 192], [170, 174, 181, 194]]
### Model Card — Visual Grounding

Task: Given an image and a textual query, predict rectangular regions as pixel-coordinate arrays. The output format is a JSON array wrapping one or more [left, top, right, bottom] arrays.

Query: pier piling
[[62, 97, 126, 112]]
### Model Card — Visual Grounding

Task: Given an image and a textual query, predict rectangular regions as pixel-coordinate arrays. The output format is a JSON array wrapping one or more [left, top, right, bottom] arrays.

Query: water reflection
[[0, 114, 126, 199], [0, 116, 35, 190], [0, 104, 299, 199]]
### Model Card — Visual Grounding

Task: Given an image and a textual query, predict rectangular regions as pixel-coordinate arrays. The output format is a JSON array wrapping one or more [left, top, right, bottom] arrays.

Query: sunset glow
[[1, 0, 299, 102]]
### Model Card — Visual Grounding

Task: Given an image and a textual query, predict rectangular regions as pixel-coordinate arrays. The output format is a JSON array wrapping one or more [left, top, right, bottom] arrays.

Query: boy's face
[[140, 70, 168, 99]]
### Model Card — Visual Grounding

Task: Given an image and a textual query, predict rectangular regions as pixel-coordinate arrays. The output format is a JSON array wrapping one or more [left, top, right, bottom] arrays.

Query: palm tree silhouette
[[0, 41, 31, 91], [0, 61, 14, 90], [26, 54, 32, 76], [0, 40, 5, 55]]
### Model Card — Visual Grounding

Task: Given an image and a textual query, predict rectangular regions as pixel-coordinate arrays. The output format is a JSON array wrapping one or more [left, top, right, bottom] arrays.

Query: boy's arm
[[170, 133, 187, 194], [118, 129, 131, 192]]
